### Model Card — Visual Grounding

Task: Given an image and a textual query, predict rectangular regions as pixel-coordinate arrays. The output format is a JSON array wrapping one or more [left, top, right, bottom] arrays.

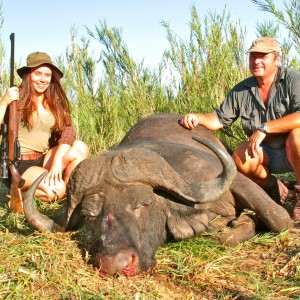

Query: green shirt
[[214, 67, 300, 149]]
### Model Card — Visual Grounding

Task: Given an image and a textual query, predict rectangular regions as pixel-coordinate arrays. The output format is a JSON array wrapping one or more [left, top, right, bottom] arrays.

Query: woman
[[0, 51, 89, 203]]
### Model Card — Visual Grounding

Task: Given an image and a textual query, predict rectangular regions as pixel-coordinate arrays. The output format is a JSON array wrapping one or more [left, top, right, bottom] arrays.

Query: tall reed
[[162, 6, 249, 148], [59, 7, 251, 153]]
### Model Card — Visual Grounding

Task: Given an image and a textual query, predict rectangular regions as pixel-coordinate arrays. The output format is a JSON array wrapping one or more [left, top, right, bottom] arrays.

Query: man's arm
[[262, 112, 300, 134], [180, 112, 224, 130]]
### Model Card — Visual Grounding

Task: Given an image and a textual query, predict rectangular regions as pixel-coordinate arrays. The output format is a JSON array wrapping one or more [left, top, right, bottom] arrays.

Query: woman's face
[[30, 65, 52, 96]]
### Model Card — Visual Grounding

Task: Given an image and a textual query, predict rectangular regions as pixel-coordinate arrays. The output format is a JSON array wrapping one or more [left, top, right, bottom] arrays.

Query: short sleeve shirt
[[214, 67, 300, 149]]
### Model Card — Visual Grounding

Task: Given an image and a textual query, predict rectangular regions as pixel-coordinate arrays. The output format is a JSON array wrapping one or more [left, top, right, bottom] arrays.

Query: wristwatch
[[258, 123, 268, 134]]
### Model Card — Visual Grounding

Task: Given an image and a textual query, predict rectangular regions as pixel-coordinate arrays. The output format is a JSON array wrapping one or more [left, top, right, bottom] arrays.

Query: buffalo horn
[[111, 138, 236, 204], [23, 171, 65, 232]]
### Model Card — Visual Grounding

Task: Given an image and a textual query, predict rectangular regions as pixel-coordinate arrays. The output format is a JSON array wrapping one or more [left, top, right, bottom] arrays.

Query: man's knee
[[232, 144, 248, 169], [232, 143, 265, 178], [287, 128, 300, 150]]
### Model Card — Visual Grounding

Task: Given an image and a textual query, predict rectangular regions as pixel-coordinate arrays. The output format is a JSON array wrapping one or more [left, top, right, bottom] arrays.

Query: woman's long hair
[[17, 67, 72, 132]]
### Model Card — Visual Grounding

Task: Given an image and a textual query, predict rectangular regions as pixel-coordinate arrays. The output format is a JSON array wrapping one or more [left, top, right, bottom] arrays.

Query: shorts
[[18, 154, 46, 176], [261, 144, 293, 174]]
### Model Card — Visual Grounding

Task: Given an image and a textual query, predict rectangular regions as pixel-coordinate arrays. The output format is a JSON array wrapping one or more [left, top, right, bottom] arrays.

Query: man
[[181, 37, 300, 222]]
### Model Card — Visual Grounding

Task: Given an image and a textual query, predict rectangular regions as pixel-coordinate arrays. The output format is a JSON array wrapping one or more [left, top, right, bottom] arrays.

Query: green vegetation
[[0, 0, 300, 298]]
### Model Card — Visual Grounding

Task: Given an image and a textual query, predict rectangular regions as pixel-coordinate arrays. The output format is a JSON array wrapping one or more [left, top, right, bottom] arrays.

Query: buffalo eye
[[133, 199, 152, 218], [81, 193, 104, 218]]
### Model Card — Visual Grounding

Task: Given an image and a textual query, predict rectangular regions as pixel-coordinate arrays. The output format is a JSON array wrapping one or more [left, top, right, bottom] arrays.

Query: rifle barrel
[[10, 33, 15, 87]]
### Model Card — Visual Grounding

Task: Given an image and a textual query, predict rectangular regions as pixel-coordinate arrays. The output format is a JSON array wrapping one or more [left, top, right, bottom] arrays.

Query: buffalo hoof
[[215, 214, 256, 246]]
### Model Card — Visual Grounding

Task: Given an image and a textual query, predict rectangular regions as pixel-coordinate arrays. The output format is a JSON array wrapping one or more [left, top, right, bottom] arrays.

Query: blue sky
[[1, 0, 284, 68]]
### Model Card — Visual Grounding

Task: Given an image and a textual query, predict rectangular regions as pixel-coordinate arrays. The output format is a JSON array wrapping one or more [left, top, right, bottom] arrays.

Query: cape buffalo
[[23, 114, 293, 276]]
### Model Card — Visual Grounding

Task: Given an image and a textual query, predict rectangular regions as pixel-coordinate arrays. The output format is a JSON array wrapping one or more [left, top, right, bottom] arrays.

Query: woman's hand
[[44, 159, 64, 186], [43, 144, 71, 187]]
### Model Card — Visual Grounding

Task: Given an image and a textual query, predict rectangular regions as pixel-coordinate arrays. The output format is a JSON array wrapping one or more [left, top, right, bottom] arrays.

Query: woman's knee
[[72, 140, 89, 160], [35, 180, 66, 202]]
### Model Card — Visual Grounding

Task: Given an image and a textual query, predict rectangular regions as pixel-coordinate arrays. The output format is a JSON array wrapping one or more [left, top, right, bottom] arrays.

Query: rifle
[[0, 33, 25, 213]]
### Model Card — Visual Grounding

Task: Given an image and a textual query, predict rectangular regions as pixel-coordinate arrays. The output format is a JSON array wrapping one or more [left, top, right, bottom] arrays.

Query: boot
[[7, 181, 23, 214], [292, 185, 300, 222], [261, 175, 281, 204]]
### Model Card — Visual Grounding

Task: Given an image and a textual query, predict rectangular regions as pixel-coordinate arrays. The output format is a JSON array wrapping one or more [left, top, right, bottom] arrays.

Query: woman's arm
[[0, 87, 19, 123]]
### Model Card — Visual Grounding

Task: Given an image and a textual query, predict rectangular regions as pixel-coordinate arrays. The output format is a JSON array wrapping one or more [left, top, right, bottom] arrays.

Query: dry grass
[[0, 182, 299, 300], [0, 2, 299, 298]]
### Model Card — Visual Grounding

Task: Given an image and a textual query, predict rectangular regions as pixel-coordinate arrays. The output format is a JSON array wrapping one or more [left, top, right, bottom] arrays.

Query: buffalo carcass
[[23, 114, 293, 277]]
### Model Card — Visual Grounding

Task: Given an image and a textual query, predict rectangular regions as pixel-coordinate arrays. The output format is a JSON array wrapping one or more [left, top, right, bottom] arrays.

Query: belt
[[21, 152, 43, 161]]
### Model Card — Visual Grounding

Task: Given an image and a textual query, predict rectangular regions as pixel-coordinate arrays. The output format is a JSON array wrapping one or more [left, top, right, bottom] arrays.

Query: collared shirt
[[214, 67, 300, 149]]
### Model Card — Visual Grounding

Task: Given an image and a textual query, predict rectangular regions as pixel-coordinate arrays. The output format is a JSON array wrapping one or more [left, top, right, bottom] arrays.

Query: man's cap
[[246, 37, 281, 54], [17, 51, 63, 79]]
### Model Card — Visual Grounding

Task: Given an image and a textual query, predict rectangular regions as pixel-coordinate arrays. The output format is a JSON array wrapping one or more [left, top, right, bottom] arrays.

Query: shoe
[[292, 186, 300, 222]]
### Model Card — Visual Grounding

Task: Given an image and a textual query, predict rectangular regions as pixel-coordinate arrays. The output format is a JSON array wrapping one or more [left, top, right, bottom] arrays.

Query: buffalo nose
[[96, 250, 139, 276]]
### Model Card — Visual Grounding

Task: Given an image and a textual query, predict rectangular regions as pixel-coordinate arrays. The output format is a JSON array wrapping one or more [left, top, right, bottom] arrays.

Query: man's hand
[[247, 130, 266, 158], [180, 113, 201, 129]]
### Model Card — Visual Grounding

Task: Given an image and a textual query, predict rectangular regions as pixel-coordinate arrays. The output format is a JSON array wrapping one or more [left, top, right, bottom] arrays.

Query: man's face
[[248, 52, 281, 79]]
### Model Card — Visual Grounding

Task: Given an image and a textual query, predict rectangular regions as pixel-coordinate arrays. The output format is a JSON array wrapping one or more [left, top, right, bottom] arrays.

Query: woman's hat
[[17, 51, 64, 78]]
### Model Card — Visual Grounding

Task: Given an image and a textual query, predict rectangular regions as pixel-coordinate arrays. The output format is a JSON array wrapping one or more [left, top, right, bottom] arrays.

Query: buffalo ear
[[165, 204, 210, 239]]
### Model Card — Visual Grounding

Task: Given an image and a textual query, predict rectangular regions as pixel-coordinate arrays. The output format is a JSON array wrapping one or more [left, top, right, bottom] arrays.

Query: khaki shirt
[[18, 111, 55, 154], [16, 108, 76, 152], [214, 67, 300, 149]]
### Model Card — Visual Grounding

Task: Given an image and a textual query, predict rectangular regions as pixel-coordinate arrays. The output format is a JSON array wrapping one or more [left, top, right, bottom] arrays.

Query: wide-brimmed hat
[[17, 51, 63, 78], [246, 37, 280, 54]]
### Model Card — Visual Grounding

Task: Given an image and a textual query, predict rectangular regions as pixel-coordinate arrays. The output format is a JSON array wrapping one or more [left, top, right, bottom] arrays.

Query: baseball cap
[[246, 37, 280, 54]]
